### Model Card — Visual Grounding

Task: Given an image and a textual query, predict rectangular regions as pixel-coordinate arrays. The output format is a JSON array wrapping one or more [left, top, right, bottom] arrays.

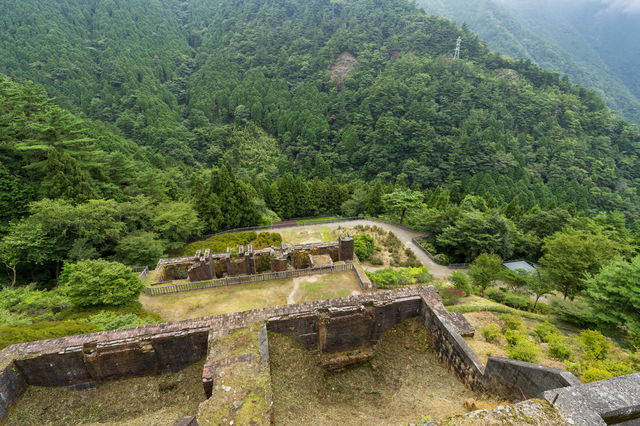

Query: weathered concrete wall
[[338, 234, 354, 261], [0, 349, 26, 424], [484, 357, 581, 399], [8, 320, 210, 391], [421, 294, 486, 391], [542, 372, 640, 426], [266, 295, 424, 354], [8, 286, 638, 426]]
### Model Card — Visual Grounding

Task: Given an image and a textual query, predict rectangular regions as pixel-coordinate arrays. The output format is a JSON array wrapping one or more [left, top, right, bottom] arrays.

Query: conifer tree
[[365, 181, 385, 216]]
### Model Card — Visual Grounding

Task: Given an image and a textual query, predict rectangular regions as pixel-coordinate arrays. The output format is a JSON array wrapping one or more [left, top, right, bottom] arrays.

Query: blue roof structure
[[502, 260, 536, 273]]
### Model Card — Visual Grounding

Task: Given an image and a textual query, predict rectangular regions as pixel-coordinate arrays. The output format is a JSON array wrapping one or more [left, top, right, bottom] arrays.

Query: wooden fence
[[131, 266, 150, 281], [142, 263, 356, 296]]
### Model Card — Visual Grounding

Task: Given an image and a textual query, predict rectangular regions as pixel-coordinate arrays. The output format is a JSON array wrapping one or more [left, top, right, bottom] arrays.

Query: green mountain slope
[[415, 0, 640, 125], [2, 0, 640, 224]]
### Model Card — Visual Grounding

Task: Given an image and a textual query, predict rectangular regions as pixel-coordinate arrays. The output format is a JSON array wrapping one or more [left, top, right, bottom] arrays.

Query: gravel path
[[274, 220, 452, 279]]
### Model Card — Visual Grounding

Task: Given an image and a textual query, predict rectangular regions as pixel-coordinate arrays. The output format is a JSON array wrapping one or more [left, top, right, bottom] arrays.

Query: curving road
[[273, 220, 452, 279]]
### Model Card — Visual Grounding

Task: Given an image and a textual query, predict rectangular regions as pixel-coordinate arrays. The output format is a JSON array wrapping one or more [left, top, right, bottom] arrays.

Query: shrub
[[366, 267, 432, 289], [0, 321, 98, 350], [486, 288, 506, 304], [532, 302, 550, 315], [548, 336, 574, 360], [450, 271, 471, 295], [597, 359, 634, 377], [534, 321, 562, 343], [503, 292, 531, 311], [383, 232, 402, 250], [354, 233, 375, 260], [481, 324, 501, 344], [549, 297, 597, 328], [182, 231, 258, 256], [440, 287, 465, 306], [580, 330, 613, 360], [115, 231, 165, 267], [400, 258, 423, 268], [506, 339, 540, 363], [0, 286, 71, 314], [88, 311, 157, 331], [505, 329, 526, 346], [581, 366, 613, 383], [254, 232, 282, 248], [60, 260, 144, 307], [370, 256, 384, 265], [413, 268, 433, 284], [500, 313, 524, 332]]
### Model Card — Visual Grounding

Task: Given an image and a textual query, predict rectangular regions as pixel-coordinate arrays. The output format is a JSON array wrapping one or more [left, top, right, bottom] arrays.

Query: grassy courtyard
[[140, 271, 363, 322]]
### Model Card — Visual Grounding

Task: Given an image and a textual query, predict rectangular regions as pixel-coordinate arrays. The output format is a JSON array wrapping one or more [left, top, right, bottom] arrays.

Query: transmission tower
[[454, 36, 461, 59]]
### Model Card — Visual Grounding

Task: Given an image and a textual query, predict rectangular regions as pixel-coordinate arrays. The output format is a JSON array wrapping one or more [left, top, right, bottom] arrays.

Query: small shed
[[502, 260, 536, 273]]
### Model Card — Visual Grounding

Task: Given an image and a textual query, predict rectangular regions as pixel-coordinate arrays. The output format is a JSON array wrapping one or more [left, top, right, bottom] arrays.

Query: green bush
[[580, 330, 613, 361], [370, 256, 384, 265], [0, 286, 71, 314], [549, 297, 597, 329], [565, 359, 634, 382], [581, 366, 613, 383], [182, 231, 258, 256], [353, 233, 375, 260], [505, 329, 526, 346], [548, 336, 574, 360], [450, 271, 471, 295], [88, 311, 157, 331], [534, 321, 562, 343], [532, 302, 550, 315], [60, 260, 144, 307], [506, 339, 541, 363], [440, 287, 465, 306], [481, 324, 501, 344], [366, 267, 433, 289], [503, 292, 531, 311], [0, 321, 98, 350], [500, 313, 525, 332], [597, 359, 634, 377], [254, 232, 282, 248], [486, 288, 506, 304]]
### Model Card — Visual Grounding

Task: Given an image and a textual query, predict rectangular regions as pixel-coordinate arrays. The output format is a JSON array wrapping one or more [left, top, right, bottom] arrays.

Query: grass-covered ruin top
[[7, 358, 207, 426], [269, 317, 504, 426]]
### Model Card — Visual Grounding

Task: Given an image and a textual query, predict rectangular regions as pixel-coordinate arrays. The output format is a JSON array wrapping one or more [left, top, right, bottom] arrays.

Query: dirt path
[[286, 275, 318, 304], [272, 220, 453, 278]]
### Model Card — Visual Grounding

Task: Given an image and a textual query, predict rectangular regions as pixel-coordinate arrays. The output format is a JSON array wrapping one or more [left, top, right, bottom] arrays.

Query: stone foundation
[[2, 286, 635, 426]]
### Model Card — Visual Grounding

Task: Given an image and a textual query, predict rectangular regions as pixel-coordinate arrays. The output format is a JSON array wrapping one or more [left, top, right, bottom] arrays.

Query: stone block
[[483, 357, 580, 399], [542, 372, 640, 426], [173, 416, 198, 426]]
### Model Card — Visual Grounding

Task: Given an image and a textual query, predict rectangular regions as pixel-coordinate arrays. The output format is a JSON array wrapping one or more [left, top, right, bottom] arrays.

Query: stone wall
[[484, 357, 581, 399], [420, 294, 486, 391], [1, 285, 615, 426]]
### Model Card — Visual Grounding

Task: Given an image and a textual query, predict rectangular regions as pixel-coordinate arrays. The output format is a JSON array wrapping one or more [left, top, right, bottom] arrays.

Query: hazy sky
[[598, 0, 640, 13]]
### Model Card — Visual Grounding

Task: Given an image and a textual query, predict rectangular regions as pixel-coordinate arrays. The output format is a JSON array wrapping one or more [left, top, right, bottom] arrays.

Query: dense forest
[[1, 0, 640, 288], [417, 0, 640, 126]]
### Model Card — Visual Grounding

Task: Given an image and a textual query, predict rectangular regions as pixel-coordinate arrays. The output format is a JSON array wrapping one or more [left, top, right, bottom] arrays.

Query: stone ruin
[[156, 233, 355, 283], [2, 285, 639, 425]]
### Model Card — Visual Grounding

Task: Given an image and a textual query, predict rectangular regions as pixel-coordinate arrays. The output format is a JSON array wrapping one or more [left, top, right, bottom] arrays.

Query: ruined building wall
[[0, 286, 586, 425]]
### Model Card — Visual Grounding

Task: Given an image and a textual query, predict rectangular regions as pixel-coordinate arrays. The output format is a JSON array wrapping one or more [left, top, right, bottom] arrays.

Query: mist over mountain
[[417, 0, 640, 126]]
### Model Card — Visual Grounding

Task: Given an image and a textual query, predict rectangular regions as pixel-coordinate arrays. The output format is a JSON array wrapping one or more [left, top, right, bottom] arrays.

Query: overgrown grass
[[182, 231, 258, 256], [0, 284, 162, 349]]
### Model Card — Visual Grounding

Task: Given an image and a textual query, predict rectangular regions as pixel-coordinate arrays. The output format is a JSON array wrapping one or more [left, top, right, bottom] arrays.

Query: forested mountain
[[416, 0, 640, 126], [3, 0, 640, 281]]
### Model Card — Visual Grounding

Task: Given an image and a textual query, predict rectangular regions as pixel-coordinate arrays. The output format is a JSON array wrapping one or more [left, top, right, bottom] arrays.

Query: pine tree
[[365, 181, 385, 216]]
